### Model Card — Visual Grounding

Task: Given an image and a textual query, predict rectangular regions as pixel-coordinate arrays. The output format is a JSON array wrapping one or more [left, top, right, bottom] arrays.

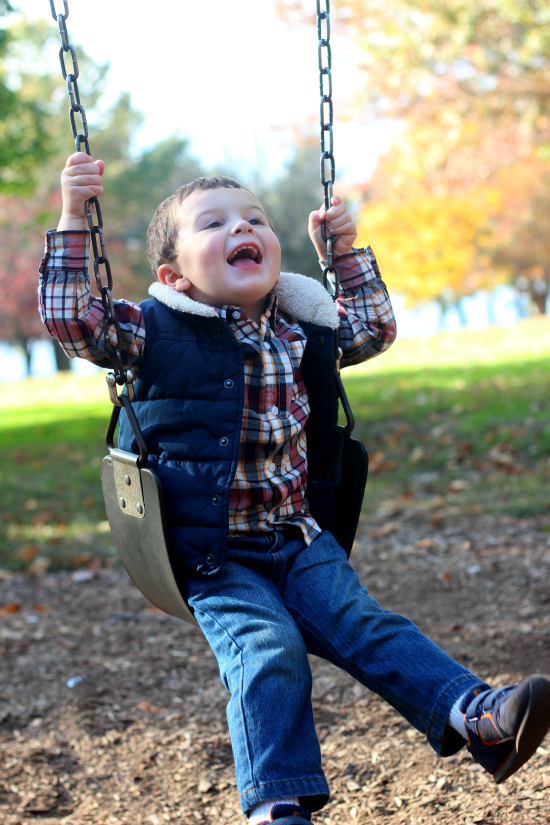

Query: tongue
[[230, 258, 259, 269]]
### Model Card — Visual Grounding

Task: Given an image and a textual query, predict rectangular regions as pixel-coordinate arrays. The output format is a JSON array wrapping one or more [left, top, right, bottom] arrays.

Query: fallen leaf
[[18, 544, 39, 563], [0, 569, 14, 582], [409, 446, 425, 463], [415, 538, 438, 549], [136, 701, 162, 713], [488, 447, 514, 465], [0, 602, 21, 615], [448, 479, 469, 492], [71, 553, 92, 568], [32, 512, 51, 528], [369, 522, 401, 537], [28, 557, 51, 578]]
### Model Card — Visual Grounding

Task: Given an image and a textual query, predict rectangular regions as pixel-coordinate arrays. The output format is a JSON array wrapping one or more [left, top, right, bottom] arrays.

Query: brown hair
[[146, 176, 272, 277]]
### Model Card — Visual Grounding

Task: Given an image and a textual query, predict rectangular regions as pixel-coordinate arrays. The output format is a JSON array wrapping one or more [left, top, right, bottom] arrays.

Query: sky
[[14, 0, 399, 183]]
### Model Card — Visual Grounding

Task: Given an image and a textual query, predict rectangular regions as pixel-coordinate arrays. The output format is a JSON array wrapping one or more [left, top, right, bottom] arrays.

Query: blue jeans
[[183, 530, 482, 815]]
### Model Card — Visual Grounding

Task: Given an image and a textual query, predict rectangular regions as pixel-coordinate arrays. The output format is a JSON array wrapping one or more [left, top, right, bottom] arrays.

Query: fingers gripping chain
[[49, 0, 128, 392], [317, 0, 340, 299]]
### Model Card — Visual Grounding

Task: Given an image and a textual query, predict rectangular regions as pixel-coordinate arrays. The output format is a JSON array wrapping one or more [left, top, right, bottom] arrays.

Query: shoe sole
[[495, 675, 550, 784]]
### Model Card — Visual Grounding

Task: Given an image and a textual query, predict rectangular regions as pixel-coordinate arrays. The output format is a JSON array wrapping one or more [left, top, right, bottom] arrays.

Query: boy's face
[[160, 187, 281, 320]]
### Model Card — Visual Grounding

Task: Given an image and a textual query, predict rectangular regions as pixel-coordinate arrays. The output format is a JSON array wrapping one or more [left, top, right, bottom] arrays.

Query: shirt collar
[[215, 291, 279, 332]]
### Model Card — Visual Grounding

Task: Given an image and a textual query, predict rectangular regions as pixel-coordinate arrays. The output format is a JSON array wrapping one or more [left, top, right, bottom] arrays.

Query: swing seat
[[101, 394, 197, 626], [101, 454, 197, 624], [333, 432, 369, 556], [307, 426, 369, 557]]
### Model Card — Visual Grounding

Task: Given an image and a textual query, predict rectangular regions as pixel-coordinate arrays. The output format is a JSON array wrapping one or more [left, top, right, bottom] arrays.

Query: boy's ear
[[157, 261, 181, 286], [158, 262, 192, 293]]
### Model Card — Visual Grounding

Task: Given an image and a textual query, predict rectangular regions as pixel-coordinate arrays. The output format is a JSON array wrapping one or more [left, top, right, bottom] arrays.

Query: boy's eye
[[207, 221, 222, 229], [249, 218, 264, 225]]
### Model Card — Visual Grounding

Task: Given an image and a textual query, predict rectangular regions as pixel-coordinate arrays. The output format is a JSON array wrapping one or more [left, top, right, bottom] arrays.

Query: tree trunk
[[54, 340, 72, 372], [436, 299, 448, 331], [13, 337, 32, 376], [455, 298, 468, 327], [532, 291, 548, 315]]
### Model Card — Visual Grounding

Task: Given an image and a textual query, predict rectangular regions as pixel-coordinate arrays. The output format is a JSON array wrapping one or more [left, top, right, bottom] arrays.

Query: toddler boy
[[39, 152, 550, 825]]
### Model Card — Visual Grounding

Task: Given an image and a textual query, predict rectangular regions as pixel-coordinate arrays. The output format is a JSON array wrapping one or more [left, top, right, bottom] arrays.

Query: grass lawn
[[1, 317, 549, 570]]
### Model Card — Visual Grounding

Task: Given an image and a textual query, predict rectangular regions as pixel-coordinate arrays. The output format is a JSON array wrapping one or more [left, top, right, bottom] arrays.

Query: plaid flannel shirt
[[39, 230, 396, 543]]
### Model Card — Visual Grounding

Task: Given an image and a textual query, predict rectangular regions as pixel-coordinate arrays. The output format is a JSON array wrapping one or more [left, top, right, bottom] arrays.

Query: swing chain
[[50, 0, 129, 391], [317, 0, 339, 299]]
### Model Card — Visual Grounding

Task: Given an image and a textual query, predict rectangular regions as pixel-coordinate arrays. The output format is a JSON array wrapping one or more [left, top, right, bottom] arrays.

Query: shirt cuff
[[325, 246, 383, 292], [39, 229, 91, 273]]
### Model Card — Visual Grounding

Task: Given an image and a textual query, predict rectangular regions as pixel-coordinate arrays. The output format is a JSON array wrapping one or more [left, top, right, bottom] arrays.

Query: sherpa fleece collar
[[147, 271, 340, 330]]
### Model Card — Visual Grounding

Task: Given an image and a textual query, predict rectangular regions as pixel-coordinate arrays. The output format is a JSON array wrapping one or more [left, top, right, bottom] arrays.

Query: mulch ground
[[1, 505, 550, 825]]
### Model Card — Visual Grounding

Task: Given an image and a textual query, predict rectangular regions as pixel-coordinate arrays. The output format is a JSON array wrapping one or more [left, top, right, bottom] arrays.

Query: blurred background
[[1, 0, 550, 572]]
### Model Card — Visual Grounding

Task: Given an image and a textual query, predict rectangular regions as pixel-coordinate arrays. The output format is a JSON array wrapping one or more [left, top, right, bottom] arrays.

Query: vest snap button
[[212, 495, 221, 505], [219, 437, 229, 446], [206, 554, 214, 564], [317, 335, 325, 346], [224, 379, 234, 388]]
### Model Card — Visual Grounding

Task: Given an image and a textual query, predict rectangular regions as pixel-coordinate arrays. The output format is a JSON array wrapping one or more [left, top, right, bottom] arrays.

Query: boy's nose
[[232, 219, 254, 235]]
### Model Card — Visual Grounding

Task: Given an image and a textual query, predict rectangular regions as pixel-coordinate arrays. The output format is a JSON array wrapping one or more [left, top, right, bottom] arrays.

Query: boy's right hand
[[58, 152, 105, 231]]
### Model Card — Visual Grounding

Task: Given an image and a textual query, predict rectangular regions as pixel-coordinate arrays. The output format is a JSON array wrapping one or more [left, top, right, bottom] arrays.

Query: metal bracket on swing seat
[[108, 448, 145, 519], [104, 372, 146, 519]]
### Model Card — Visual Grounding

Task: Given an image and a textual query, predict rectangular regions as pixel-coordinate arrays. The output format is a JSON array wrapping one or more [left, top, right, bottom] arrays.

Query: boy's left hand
[[309, 195, 357, 261]]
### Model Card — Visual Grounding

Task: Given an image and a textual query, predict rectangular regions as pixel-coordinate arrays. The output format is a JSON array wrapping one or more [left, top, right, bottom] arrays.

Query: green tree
[[0, 14, 95, 194]]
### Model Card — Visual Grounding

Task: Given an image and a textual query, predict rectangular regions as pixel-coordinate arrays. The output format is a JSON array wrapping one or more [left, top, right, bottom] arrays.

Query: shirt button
[[232, 311, 241, 320], [270, 463, 276, 472], [271, 406, 278, 415], [263, 341, 270, 350]]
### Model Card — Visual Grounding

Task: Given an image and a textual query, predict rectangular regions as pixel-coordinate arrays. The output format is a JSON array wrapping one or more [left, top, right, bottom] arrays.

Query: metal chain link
[[317, 0, 340, 299], [49, 0, 131, 392]]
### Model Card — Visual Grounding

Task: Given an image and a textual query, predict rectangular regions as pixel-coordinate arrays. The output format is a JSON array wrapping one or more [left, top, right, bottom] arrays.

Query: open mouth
[[227, 244, 263, 269]]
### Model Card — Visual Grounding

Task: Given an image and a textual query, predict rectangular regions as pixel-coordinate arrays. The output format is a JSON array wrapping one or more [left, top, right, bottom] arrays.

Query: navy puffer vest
[[118, 274, 341, 575]]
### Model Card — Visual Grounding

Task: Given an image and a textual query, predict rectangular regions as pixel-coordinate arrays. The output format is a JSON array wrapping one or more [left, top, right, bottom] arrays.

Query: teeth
[[229, 245, 259, 263]]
